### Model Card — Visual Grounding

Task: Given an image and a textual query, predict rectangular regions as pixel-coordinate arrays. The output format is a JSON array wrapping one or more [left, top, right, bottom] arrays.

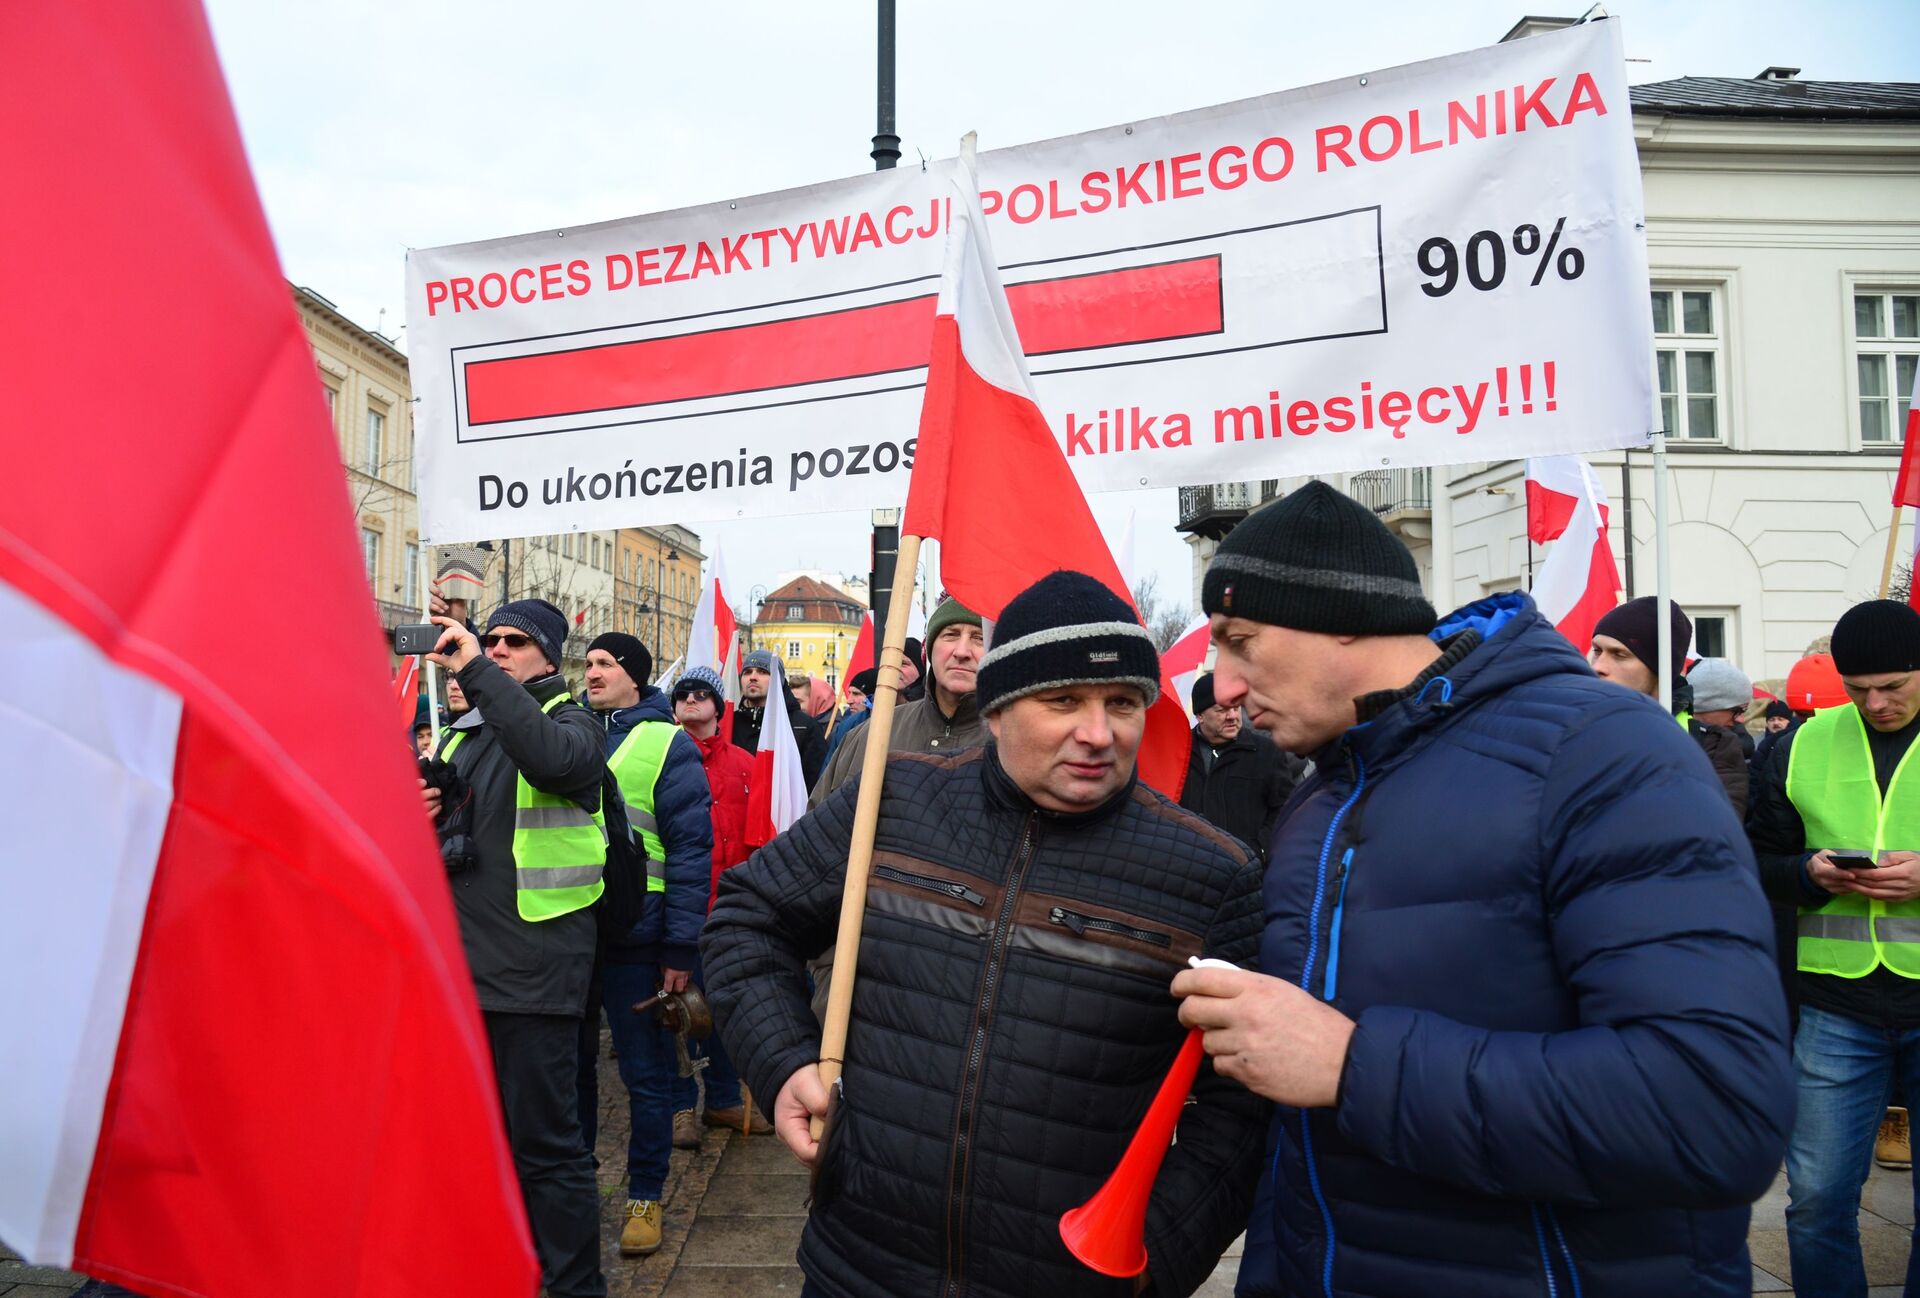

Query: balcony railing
[[1348, 468, 1431, 516]]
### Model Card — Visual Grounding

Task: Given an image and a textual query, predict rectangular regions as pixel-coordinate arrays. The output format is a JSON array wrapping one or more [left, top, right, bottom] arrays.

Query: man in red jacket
[[671, 666, 766, 1134]]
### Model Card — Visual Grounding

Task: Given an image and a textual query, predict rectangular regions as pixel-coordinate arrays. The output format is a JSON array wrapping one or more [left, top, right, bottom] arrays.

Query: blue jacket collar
[[1320, 593, 1589, 767]]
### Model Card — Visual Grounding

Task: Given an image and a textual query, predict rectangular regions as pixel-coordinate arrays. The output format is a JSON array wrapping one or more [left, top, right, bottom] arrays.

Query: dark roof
[[1631, 78, 1920, 121], [756, 576, 865, 625]]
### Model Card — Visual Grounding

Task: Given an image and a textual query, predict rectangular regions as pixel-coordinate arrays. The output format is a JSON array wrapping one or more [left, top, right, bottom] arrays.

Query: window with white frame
[[322, 384, 338, 427], [360, 528, 379, 584], [1856, 291, 1919, 443], [1650, 287, 1723, 441], [590, 537, 601, 568], [364, 408, 385, 474], [787, 641, 802, 660], [563, 534, 573, 560], [787, 604, 805, 620], [403, 543, 420, 607], [1692, 613, 1732, 661]]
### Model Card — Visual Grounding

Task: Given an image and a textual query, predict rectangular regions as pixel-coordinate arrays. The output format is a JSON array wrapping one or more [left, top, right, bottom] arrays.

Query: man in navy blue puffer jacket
[[1172, 482, 1793, 1298], [579, 631, 713, 1256]]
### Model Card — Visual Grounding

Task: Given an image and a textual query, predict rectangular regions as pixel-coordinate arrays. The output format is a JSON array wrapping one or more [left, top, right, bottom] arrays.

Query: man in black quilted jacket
[[701, 571, 1267, 1298]]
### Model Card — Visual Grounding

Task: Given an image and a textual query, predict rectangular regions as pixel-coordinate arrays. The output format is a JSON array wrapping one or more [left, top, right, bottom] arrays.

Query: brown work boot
[[1878, 1107, 1911, 1170], [618, 1199, 662, 1256], [672, 1108, 701, 1149], [703, 1104, 771, 1135]]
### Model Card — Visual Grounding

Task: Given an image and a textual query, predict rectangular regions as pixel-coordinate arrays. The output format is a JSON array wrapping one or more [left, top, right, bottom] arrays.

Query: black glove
[[418, 756, 476, 875]]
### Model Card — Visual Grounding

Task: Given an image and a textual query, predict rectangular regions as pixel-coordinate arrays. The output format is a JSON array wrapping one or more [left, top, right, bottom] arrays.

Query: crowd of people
[[61, 484, 1900, 1298]]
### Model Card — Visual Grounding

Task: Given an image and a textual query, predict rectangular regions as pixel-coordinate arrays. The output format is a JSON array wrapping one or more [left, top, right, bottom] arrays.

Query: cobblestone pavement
[[6, 1049, 1912, 1298]]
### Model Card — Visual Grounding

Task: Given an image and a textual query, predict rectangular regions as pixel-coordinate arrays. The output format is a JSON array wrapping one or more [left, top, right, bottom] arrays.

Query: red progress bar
[[463, 255, 1222, 425]]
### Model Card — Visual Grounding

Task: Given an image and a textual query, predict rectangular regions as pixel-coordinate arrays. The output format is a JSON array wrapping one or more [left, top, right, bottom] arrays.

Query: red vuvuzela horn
[[1059, 1027, 1207, 1278]]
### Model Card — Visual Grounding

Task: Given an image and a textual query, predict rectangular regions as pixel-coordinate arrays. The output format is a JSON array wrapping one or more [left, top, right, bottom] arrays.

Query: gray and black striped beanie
[[976, 571, 1161, 715], [1202, 480, 1436, 635]]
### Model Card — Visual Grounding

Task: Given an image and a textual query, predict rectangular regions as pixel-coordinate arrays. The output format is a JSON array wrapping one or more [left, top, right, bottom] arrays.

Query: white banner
[[408, 21, 1650, 543]]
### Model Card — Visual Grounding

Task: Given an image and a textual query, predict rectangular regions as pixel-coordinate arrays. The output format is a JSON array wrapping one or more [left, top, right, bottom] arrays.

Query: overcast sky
[[204, 0, 1915, 613]]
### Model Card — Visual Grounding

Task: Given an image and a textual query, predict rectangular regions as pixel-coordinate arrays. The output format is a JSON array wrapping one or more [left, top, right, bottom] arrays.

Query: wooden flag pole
[[1879, 501, 1904, 599], [813, 532, 923, 1137]]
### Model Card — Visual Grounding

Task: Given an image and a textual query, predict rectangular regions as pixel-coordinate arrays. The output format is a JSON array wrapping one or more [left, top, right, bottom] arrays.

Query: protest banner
[[408, 20, 1651, 543]]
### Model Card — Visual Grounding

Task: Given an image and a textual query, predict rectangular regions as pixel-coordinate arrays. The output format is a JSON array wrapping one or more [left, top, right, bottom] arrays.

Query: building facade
[[615, 525, 705, 669], [753, 575, 868, 690], [297, 286, 420, 638], [1179, 61, 1920, 688]]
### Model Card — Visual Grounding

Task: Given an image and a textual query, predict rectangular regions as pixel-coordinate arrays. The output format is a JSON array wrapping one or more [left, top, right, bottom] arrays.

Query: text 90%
[[1418, 217, 1585, 297]]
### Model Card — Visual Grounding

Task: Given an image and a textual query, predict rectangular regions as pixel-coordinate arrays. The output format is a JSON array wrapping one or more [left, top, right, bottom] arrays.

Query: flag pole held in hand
[[813, 532, 921, 1137]]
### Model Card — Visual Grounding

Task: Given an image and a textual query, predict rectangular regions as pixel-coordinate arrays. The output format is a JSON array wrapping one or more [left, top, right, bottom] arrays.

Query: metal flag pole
[[813, 532, 921, 1138], [420, 543, 442, 748], [1652, 432, 1674, 714]]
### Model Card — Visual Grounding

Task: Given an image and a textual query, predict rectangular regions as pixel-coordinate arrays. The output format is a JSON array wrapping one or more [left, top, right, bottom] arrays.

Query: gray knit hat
[[1686, 658, 1752, 713], [742, 649, 776, 674], [1202, 481, 1436, 635], [976, 571, 1160, 714]]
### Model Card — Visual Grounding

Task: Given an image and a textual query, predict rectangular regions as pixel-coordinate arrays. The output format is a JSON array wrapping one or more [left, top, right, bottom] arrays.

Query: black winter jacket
[[440, 659, 606, 1016], [1178, 728, 1302, 859], [701, 746, 1267, 1298], [732, 693, 827, 788]]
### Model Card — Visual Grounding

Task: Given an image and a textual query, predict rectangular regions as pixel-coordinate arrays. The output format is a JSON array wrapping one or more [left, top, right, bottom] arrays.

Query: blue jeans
[[1786, 1006, 1920, 1298], [688, 954, 743, 1113], [601, 961, 677, 1201]]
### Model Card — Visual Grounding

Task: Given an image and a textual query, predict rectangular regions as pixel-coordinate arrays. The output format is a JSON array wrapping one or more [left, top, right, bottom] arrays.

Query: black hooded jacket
[[731, 688, 827, 788]]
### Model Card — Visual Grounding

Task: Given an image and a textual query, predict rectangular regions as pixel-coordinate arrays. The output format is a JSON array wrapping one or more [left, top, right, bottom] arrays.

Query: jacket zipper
[[1047, 906, 1173, 947], [943, 814, 1038, 1298], [1295, 751, 1367, 1298], [1321, 848, 1355, 1002], [875, 863, 986, 907]]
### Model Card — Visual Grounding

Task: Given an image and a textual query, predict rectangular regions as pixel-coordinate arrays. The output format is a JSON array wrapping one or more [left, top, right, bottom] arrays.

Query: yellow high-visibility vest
[[602, 721, 675, 894], [441, 693, 606, 922], [1788, 704, 1920, 979]]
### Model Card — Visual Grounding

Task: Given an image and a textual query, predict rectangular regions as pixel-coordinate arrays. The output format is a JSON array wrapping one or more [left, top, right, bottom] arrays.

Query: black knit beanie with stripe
[[1201, 480, 1436, 635], [976, 571, 1161, 715]]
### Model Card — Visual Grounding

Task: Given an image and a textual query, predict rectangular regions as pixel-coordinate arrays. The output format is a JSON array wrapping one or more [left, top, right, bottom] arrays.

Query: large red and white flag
[[1162, 615, 1214, 724], [1893, 365, 1920, 613], [902, 139, 1188, 796], [685, 546, 743, 729], [0, 6, 534, 1296], [1527, 455, 1622, 652], [745, 669, 809, 846]]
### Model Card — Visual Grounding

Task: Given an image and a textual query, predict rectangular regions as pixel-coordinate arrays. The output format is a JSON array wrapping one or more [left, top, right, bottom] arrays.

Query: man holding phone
[[420, 597, 608, 1298], [1750, 599, 1920, 1297]]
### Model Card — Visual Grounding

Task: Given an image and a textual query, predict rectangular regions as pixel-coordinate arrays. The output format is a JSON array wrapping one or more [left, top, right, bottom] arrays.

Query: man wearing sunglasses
[[671, 665, 766, 1138], [424, 597, 608, 1298]]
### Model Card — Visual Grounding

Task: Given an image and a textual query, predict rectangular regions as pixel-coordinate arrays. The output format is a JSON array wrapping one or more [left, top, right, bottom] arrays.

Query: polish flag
[[745, 669, 809, 846], [1893, 365, 1920, 614], [685, 547, 743, 732], [841, 612, 876, 702], [1526, 454, 1609, 541], [1527, 455, 1622, 652], [1162, 615, 1214, 724], [0, 6, 535, 1296], [902, 138, 1188, 796]]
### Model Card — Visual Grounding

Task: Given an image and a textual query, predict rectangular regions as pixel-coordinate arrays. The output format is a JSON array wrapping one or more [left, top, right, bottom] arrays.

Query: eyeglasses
[[675, 688, 716, 703], [481, 632, 535, 650]]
